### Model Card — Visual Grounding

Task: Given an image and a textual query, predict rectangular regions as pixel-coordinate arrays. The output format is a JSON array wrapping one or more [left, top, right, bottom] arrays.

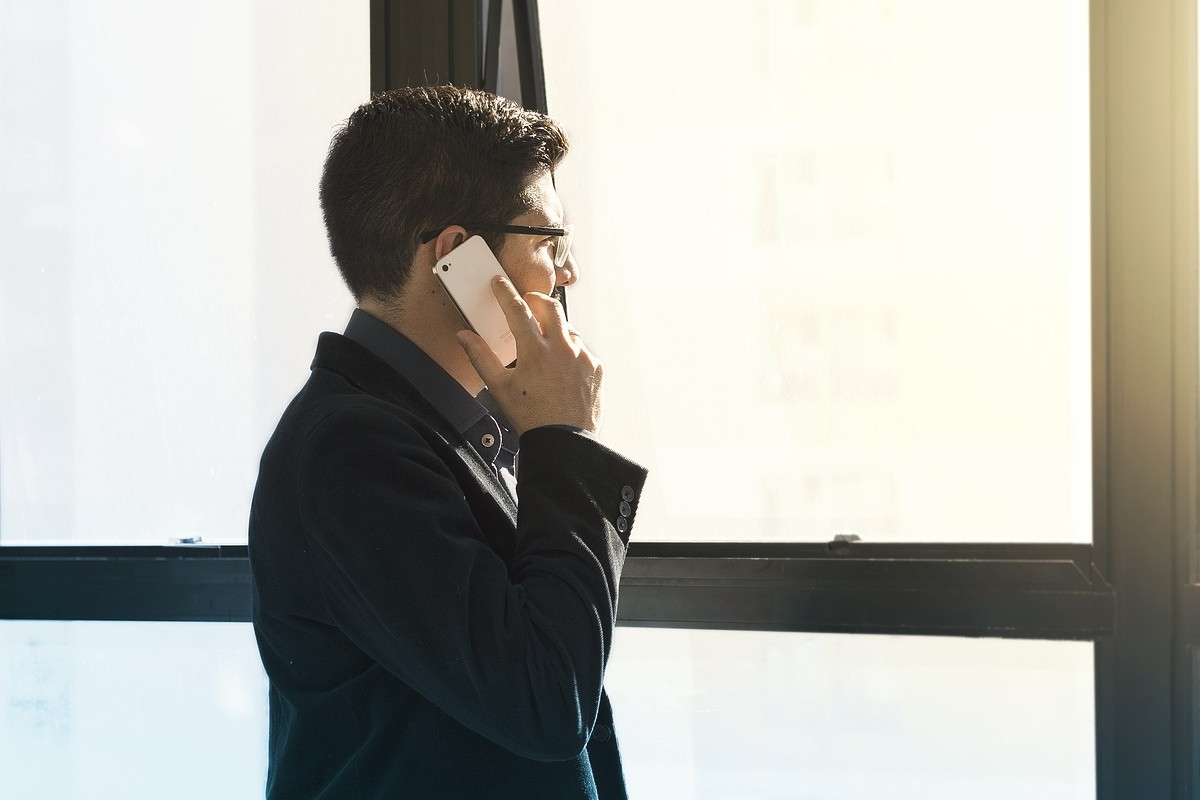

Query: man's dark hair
[[319, 85, 570, 301]]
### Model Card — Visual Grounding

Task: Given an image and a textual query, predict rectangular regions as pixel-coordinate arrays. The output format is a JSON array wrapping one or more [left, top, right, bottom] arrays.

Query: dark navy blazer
[[249, 332, 647, 799]]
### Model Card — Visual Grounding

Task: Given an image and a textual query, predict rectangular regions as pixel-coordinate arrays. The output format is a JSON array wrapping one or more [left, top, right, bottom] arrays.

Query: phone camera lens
[[441, 264, 450, 272]]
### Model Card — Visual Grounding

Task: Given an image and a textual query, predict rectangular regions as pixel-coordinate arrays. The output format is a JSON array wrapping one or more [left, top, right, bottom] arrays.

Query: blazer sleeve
[[295, 406, 647, 763]]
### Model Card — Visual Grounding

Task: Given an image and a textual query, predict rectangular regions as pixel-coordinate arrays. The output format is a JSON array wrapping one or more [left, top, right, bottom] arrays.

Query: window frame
[[0, 542, 1112, 639], [1, 0, 1196, 796]]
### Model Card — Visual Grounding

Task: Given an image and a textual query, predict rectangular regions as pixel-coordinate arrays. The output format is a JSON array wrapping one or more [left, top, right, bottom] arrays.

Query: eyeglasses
[[420, 223, 575, 268]]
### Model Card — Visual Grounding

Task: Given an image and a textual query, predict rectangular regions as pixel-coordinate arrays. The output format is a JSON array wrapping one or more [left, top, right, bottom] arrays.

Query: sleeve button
[[616, 517, 628, 534], [619, 500, 632, 517], [621, 485, 634, 502]]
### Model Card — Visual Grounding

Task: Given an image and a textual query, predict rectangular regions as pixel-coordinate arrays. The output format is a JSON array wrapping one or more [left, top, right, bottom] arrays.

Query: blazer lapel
[[310, 332, 519, 561]]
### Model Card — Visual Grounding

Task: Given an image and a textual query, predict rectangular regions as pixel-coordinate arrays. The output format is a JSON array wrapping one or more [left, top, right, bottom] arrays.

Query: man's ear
[[432, 226, 469, 261]]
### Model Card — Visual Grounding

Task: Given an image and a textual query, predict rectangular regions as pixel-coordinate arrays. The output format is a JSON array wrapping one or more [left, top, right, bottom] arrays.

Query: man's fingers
[[523, 291, 571, 342], [490, 276, 541, 339], [457, 329, 506, 385]]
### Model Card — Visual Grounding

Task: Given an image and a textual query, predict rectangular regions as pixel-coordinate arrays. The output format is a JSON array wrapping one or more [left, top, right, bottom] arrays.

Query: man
[[248, 85, 647, 799]]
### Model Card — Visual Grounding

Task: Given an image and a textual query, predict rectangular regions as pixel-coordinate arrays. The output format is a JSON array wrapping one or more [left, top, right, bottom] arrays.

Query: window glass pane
[[607, 628, 1095, 798], [0, 1, 366, 544], [0, 620, 266, 799], [0, 620, 1095, 799], [541, 1, 1092, 543]]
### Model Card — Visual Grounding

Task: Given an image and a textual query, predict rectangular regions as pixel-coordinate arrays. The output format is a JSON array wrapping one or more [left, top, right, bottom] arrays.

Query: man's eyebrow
[[543, 198, 566, 227], [521, 213, 564, 228]]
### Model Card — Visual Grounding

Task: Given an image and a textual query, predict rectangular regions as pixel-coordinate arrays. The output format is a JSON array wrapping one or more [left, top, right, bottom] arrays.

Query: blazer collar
[[310, 332, 518, 527], [311, 331, 440, 419]]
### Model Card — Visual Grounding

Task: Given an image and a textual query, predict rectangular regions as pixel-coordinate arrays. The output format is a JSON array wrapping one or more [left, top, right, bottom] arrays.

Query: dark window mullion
[[371, 0, 483, 91], [0, 544, 1114, 640]]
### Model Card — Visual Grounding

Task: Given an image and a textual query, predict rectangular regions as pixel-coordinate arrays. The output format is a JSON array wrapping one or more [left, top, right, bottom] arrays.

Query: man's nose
[[556, 250, 579, 287]]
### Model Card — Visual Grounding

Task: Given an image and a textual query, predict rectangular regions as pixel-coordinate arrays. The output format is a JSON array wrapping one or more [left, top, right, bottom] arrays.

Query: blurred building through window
[[542, 0, 1092, 543]]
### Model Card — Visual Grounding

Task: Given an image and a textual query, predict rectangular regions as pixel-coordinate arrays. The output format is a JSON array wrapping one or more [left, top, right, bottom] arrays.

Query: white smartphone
[[433, 235, 518, 366]]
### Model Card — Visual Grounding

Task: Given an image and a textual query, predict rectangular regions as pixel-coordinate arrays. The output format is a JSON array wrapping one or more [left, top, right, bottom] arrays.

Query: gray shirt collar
[[343, 308, 488, 435]]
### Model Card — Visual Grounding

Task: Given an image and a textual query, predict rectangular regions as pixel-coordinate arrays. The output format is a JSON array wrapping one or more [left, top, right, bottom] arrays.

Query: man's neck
[[358, 280, 484, 396]]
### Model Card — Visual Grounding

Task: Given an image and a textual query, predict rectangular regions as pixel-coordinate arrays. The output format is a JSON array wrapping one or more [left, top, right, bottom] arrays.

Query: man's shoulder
[[269, 367, 434, 461], [268, 331, 422, 427], [251, 367, 455, 543]]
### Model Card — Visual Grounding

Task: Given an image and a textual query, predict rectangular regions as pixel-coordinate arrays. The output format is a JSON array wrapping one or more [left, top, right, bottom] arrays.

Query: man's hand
[[457, 276, 603, 436]]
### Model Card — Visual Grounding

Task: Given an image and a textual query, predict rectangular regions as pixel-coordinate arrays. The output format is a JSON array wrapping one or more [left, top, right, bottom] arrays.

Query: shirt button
[[616, 517, 628, 534], [619, 500, 632, 517], [481, 433, 496, 448], [591, 724, 611, 743], [621, 485, 635, 502]]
